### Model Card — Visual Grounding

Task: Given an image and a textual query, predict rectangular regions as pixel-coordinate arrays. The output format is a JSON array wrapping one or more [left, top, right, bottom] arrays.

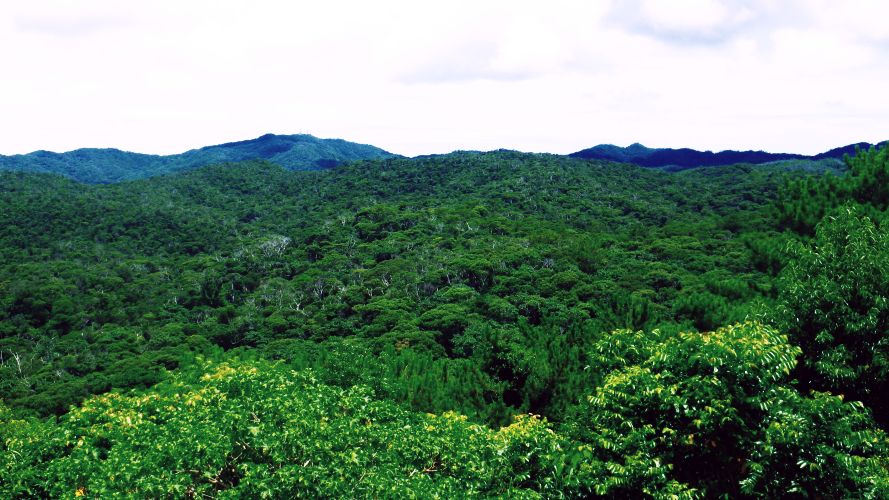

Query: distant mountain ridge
[[3, 135, 885, 183], [0, 134, 396, 183], [569, 141, 884, 170]]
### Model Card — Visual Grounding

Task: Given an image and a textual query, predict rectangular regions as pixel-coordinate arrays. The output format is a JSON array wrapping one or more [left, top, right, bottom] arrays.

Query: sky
[[1, 0, 888, 157]]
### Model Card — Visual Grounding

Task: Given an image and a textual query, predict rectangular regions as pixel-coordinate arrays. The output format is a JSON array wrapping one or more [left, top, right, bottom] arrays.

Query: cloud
[[605, 0, 802, 45], [0, 0, 888, 158], [398, 41, 536, 84], [394, 2, 611, 84], [9, 1, 138, 38], [15, 14, 129, 37]]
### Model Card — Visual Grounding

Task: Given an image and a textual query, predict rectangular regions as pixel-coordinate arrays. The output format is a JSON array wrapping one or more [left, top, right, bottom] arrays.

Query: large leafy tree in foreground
[[0, 361, 566, 498], [567, 322, 889, 498], [777, 207, 889, 423], [4, 324, 886, 498]]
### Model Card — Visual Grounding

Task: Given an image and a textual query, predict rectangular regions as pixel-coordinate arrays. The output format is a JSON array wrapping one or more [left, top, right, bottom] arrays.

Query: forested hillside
[[0, 134, 395, 183], [2, 148, 888, 497]]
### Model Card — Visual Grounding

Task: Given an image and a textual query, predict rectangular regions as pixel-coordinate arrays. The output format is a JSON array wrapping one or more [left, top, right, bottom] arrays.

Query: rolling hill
[[0, 133, 396, 183]]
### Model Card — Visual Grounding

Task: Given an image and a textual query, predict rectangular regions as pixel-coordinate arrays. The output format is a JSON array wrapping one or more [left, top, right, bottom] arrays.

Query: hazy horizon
[[3, 1, 888, 157]]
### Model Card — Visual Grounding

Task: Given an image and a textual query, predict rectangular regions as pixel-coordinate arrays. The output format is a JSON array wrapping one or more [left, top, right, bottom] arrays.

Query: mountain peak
[[0, 134, 397, 183]]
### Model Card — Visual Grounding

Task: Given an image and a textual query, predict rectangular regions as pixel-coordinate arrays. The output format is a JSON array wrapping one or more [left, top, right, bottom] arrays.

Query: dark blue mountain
[[811, 142, 877, 160], [569, 141, 884, 170], [0, 134, 396, 183]]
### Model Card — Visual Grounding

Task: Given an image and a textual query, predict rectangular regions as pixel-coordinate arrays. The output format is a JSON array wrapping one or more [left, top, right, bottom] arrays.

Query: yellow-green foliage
[[1, 360, 566, 498], [4, 323, 887, 499]]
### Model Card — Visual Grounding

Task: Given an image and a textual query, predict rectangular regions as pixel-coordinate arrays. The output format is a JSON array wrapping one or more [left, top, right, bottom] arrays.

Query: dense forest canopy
[[1, 147, 888, 497]]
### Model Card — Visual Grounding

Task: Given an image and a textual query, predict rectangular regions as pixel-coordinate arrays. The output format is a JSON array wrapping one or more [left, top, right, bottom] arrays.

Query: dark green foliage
[[775, 145, 889, 234], [567, 322, 889, 498], [743, 389, 889, 497], [777, 207, 889, 423], [0, 152, 776, 419]]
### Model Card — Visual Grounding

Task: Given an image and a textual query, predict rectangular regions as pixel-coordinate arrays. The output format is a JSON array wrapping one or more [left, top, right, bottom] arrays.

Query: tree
[[566, 322, 889, 498], [777, 206, 889, 423], [0, 361, 568, 498]]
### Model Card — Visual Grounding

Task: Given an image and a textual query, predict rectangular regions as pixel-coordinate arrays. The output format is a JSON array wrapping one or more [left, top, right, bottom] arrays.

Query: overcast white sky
[[1, 0, 887, 156]]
